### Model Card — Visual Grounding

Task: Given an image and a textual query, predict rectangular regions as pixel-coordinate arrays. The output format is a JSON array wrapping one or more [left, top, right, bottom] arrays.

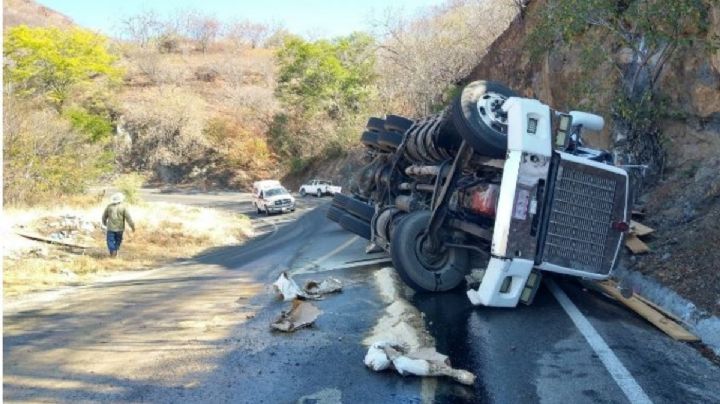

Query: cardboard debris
[[273, 272, 343, 301], [630, 220, 654, 237], [625, 234, 650, 254], [364, 341, 476, 385], [271, 300, 321, 332], [303, 278, 343, 296], [586, 280, 699, 342], [625, 220, 654, 254]]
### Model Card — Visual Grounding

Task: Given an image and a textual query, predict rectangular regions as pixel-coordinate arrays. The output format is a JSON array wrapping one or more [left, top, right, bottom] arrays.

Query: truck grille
[[542, 159, 626, 275], [275, 199, 292, 206]]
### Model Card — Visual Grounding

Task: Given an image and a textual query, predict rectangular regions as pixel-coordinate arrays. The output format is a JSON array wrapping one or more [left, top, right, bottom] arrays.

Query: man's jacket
[[102, 203, 135, 232]]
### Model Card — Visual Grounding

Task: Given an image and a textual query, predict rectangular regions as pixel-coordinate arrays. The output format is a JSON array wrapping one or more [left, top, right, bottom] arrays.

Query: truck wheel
[[317, 189, 323, 197], [264, 205, 271, 216], [344, 196, 375, 222], [390, 211, 469, 292], [327, 206, 344, 223], [384, 115, 413, 133], [256, 204, 261, 214], [450, 80, 517, 158], [339, 213, 371, 240], [361, 131, 381, 150], [378, 131, 404, 150], [300, 188, 307, 197], [332, 193, 352, 210], [366, 117, 386, 133]]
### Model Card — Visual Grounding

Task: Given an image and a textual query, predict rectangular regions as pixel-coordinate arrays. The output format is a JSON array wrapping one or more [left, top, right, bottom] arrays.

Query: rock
[[616, 47, 635, 65]]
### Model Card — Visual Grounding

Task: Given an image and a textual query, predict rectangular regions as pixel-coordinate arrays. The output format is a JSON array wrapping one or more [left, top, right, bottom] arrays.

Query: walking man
[[102, 192, 136, 257]]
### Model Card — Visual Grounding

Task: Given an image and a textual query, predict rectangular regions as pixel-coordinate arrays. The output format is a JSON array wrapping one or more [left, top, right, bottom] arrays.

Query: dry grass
[[3, 201, 253, 297]]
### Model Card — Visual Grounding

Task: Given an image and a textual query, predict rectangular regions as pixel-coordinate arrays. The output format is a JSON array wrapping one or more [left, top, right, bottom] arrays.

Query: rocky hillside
[[470, 0, 720, 315], [3, 0, 74, 28]]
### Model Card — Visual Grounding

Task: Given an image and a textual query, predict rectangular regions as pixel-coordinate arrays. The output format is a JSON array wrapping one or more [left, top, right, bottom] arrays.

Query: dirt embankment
[[281, 148, 368, 193], [470, 0, 720, 315], [3, 199, 253, 297]]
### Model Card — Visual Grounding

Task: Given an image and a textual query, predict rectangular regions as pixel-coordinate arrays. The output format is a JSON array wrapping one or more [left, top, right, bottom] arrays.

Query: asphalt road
[[4, 190, 720, 403]]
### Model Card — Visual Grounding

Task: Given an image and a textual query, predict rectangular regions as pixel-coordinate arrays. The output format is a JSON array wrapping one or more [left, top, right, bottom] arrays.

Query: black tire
[[300, 189, 307, 197], [316, 189, 322, 197], [377, 131, 403, 150], [344, 196, 375, 222], [256, 204, 261, 214], [264, 206, 271, 216], [332, 193, 352, 209], [366, 117, 386, 133], [450, 80, 518, 158], [339, 213, 371, 240], [390, 211, 469, 292], [384, 115, 413, 133], [361, 131, 380, 149], [327, 206, 344, 223]]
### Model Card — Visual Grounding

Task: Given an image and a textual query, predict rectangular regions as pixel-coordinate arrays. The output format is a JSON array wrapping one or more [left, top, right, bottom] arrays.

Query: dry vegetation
[[373, 0, 518, 116], [3, 199, 253, 297]]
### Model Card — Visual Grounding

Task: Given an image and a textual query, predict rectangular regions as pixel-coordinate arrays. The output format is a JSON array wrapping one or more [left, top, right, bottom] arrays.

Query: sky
[[36, 0, 446, 39]]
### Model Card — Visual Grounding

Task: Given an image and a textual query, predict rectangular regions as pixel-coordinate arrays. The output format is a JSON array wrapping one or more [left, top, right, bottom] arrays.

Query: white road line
[[546, 279, 653, 404], [291, 235, 359, 275]]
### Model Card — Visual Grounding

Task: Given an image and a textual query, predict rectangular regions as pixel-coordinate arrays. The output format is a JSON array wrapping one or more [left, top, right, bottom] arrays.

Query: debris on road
[[273, 272, 343, 301], [303, 278, 342, 296], [583, 279, 699, 342], [364, 341, 476, 385], [274, 272, 307, 301], [625, 220, 654, 254], [271, 300, 322, 332]]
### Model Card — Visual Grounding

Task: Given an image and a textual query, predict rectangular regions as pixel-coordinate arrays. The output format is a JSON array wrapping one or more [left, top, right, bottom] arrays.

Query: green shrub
[[64, 107, 113, 142], [114, 173, 146, 204]]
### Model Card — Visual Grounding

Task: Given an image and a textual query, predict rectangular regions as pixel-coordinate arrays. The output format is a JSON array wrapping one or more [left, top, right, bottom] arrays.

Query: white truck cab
[[466, 98, 628, 307]]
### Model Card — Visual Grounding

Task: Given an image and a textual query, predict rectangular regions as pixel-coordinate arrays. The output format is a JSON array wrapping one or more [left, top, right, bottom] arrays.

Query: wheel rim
[[413, 233, 449, 272], [476, 92, 510, 134]]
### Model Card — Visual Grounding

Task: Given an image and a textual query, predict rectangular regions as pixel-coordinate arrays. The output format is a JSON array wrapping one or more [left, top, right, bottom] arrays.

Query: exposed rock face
[[469, 0, 720, 315]]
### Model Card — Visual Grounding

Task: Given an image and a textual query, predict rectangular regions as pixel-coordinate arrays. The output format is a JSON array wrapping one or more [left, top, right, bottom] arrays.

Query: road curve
[[4, 195, 720, 403]]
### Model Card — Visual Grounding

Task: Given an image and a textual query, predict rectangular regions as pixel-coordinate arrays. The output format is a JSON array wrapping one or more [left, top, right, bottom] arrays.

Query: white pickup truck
[[299, 179, 342, 197]]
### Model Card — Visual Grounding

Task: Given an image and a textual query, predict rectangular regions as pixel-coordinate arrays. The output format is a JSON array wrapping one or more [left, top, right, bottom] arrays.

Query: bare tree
[[120, 10, 162, 48], [225, 19, 266, 49], [187, 11, 221, 53], [372, 0, 517, 116]]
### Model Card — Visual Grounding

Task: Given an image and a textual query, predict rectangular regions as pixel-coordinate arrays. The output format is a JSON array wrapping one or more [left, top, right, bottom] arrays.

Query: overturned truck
[[328, 81, 629, 307]]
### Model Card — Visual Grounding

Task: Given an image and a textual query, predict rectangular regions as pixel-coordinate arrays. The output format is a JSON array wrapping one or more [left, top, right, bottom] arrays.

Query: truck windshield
[[265, 188, 288, 197]]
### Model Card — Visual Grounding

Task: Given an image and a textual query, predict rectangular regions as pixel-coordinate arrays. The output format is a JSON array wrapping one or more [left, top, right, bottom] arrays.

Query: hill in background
[[4, 0, 74, 28]]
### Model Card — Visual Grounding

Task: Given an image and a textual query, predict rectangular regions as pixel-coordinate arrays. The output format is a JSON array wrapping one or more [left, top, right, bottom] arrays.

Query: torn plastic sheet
[[273, 272, 343, 301], [271, 300, 322, 332], [364, 341, 476, 385], [273, 272, 306, 301]]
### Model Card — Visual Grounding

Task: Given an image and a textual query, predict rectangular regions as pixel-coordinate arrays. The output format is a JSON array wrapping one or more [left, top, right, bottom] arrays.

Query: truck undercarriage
[[327, 80, 629, 308]]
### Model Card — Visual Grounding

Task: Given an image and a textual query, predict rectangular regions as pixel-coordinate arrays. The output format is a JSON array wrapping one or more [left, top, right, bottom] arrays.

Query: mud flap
[[466, 257, 533, 307]]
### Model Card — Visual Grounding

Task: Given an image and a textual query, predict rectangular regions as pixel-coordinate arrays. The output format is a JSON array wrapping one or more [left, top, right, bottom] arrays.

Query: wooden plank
[[634, 294, 684, 324], [15, 231, 92, 249], [630, 220, 654, 237], [596, 280, 699, 342], [625, 234, 650, 254], [631, 209, 646, 217]]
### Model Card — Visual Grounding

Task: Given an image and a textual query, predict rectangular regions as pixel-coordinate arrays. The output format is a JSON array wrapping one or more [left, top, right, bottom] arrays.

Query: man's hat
[[110, 192, 125, 204]]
